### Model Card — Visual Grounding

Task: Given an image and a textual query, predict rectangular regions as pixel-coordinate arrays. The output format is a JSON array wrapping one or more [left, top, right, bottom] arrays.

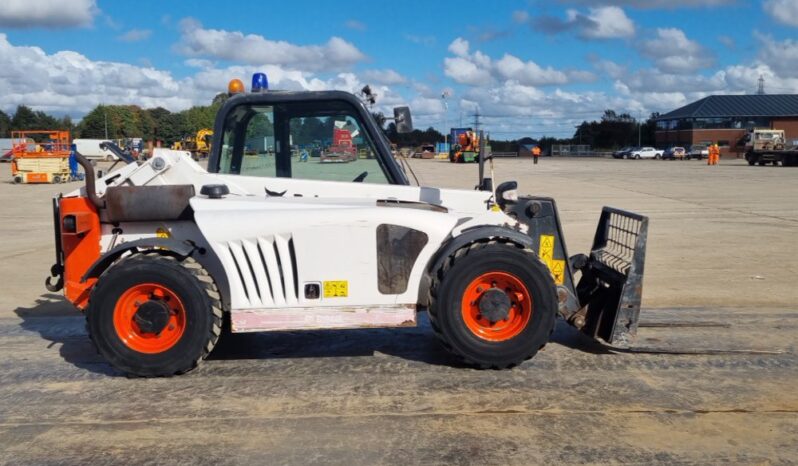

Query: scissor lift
[[10, 130, 72, 184]]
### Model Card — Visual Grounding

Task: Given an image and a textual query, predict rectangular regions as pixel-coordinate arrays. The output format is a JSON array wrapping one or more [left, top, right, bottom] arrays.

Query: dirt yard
[[1, 157, 796, 464]]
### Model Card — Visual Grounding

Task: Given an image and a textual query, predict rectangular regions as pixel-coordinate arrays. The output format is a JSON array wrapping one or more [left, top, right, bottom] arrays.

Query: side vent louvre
[[220, 235, 299, 307]]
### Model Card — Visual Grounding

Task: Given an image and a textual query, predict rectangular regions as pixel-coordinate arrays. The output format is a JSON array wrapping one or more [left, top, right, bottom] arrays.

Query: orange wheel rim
[[461, 271, 532, 342], [113, 283, 186, 354]]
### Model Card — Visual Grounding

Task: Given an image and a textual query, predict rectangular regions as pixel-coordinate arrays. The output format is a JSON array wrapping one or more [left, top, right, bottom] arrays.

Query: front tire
[[87, 253, 223, 377], [428, 241, 557, 369]]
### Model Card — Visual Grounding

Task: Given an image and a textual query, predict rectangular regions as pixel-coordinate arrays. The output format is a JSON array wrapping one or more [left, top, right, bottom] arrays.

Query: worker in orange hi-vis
[[708, 143, 720, 166], [532, 145, 541, 165]]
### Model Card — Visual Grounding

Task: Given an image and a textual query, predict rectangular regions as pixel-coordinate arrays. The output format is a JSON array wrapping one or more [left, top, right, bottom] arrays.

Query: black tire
[[428, 241, 557, 369], [87, 253, 223, 377]]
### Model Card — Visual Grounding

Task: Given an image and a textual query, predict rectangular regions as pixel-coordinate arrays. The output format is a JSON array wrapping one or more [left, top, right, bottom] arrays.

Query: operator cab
[[208, 74, 412, 186]]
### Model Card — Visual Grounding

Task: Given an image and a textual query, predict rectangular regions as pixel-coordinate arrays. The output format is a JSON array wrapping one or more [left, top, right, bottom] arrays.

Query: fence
[[551, 144, 596, 157]]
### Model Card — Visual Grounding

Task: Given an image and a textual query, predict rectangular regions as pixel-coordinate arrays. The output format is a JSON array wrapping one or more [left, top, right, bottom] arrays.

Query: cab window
[[218, 100, 389, 184]]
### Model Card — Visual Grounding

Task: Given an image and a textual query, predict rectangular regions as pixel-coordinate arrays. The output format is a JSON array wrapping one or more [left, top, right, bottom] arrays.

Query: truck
[[44, 73, 648, 377], [320, 128, 357, 163], [744, 128, 798, 167], [73, 139, 118, 161]]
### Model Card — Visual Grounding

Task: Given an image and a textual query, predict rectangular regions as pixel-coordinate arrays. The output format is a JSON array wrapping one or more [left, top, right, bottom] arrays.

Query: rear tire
[[87, 253, 223, 377], [428, 241, 557, 369]]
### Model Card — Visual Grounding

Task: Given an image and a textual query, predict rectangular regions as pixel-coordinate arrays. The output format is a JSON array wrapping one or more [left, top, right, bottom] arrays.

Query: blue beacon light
[[252, 72, 269, 92]]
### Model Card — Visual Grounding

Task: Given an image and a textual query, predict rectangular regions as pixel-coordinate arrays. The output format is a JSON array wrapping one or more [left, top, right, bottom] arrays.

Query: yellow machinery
[[171, 128, 213, 160], [10, 130, 72, 184]]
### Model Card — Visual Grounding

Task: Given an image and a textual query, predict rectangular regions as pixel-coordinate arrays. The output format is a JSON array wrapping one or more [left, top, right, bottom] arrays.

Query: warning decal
[[539, 234, 554, 264], [550, 260, 565, 285], [323, 281, 348, 298]]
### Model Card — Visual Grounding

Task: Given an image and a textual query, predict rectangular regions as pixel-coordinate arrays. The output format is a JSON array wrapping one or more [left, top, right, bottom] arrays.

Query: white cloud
[[0, 33, 191, 114], [117, 29, 152, 43], [443, 37, 594, 87], [763, 0, 798, 27], [718, 35, 735, 49], [409, 96, 445, 116], [593, 59, 627, 79], [0, 0, 97, 28], [176, 18, 366, 71], [495, 54, 570, 86], [579, 6, 636, 39], [638, 28, 712, 73], [512, 10, 530, 23], [559, 0, 734, 8], [535, 6, 635, 39], [344, 19, 366, 31], [755, 33, 798, 78], [0, 34, 416, 123], [362, 69, 407, 85], [448, 37, 470, 57], [444, 57, 493, 86], [404, 34, 436, 46]]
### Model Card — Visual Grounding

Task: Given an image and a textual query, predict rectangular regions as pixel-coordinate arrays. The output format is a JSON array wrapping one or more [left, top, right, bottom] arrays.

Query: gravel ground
[[0, 156, 796, 465]]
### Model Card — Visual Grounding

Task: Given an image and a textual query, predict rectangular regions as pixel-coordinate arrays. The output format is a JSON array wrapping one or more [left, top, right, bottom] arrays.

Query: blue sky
[[2, 0, 797, 138]]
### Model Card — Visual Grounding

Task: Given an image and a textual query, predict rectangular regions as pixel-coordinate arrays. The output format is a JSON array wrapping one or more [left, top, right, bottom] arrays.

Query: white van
[[73, 139, 118, 160]]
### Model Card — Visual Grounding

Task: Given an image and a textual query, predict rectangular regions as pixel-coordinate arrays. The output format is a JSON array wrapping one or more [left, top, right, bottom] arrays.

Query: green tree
[[0, 110, 10, 137], [10, 105, 39, 130], [77, 105, 110, 138], [147, 107, 186, 144]]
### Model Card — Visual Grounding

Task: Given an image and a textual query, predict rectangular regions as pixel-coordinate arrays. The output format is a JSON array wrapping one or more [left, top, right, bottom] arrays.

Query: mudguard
[[81, 237, 231, 310]]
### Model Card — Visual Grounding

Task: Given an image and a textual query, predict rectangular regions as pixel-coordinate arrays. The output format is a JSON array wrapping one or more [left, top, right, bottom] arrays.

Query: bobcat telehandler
[[45, 74, 648, 377]]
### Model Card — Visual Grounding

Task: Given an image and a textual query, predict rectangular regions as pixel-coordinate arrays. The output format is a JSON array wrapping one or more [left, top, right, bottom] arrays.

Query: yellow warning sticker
[[550, 259, 566, 285], [539, 234, 555, 264], [323, 280, 348, 298]]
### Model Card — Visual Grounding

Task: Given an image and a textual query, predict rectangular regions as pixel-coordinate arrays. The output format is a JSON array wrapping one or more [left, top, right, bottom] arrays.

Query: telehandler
[[45, 74, 648, 376]]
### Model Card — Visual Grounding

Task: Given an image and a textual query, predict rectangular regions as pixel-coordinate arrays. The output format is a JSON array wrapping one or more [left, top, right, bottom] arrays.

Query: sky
[[1, 0, 797, 139]]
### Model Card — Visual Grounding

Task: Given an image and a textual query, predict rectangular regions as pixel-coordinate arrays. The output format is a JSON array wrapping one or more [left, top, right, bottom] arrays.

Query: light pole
[[441, 91, 450, 150]]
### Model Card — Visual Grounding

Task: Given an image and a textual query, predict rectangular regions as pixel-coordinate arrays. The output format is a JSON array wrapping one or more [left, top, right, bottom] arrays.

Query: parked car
[[662, 146, 686, 160], [612, 146, 634, 159], [687, 145, 708, 160], [629, 147, 662, 159]]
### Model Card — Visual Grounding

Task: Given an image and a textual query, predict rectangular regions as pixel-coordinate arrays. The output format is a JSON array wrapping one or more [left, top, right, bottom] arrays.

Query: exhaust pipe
[[72, 148, 104, 209]]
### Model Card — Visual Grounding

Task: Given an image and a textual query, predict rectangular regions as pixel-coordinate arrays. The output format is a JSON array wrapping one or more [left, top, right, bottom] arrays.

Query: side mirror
[[393, 106, 413, 133]]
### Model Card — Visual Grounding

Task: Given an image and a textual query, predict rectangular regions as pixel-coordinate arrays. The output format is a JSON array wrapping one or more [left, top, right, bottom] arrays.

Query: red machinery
[[321, 128, 357, 163]]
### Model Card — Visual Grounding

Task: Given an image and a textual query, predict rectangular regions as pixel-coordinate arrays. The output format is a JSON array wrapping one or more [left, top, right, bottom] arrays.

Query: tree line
[[1, 100, 661, 151], [0, 93, 228, 144]]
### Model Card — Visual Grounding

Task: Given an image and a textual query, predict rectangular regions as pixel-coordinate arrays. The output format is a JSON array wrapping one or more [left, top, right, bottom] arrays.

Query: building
[[655, 94, 798, 157]]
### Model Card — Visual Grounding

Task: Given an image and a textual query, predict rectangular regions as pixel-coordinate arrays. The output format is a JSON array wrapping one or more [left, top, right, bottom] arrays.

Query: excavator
[[172, 128, 213, 161]]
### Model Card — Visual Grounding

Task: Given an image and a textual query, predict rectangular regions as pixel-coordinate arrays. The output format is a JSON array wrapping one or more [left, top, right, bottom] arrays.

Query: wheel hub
[[478, 288, 512, 322], [133, 300, 171, 334]]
